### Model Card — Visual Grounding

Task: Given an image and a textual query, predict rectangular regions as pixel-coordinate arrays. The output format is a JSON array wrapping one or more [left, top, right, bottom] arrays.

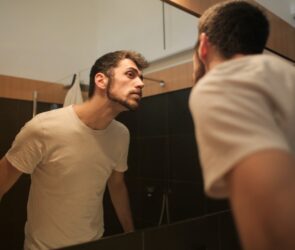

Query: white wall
[[95, 0, 197, 61], [0, 0, 101, 84]]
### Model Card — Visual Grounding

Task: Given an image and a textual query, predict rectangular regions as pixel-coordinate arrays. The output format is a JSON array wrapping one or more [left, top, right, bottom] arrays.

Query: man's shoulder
[[199, 54, 293, 86], [28, 106, 72, 131], [112, 119, 129, 135], [35, 106, 71, 120]]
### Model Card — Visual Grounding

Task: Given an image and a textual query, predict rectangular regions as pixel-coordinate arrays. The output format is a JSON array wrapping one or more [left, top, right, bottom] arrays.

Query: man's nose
[[136, 77, 144, 88]]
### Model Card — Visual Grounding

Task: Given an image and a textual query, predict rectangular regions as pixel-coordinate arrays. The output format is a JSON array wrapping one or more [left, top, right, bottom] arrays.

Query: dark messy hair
[[198, 0, 269, 59], [88, 50, 149, 98]]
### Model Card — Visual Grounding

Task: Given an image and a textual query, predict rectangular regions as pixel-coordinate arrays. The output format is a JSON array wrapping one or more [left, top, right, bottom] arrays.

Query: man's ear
[[198, 32, 210, 62], [94, 73, 108, 90]]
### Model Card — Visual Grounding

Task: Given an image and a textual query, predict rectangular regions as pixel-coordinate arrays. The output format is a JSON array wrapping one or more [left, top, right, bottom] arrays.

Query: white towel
[[63, 74, 83, 107]]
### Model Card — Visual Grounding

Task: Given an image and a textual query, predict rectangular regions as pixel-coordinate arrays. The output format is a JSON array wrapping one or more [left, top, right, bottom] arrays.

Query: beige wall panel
[[143, 62, 193, 97], [0, 75, 88, 104]]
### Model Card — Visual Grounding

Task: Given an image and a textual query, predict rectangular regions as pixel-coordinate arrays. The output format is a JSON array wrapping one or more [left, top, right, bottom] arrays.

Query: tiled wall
[[0, 97, 61, 250], [104, 88, 231, 233]]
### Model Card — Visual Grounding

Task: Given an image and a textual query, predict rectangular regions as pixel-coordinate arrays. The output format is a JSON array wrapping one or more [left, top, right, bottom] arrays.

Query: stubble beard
[[193, 51, 206, 84], [106, 78, 140, 111]]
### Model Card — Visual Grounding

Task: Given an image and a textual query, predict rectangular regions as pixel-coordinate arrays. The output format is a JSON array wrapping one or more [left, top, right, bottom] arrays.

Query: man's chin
[[119, 100, 140, 111], [126, 102, 140, 111], [108, 95, 139, 112]]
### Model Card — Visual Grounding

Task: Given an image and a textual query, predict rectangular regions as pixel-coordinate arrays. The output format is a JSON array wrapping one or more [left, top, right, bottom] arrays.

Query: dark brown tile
[[125, 138, 140, 178], [218, 211, 241, 250], [167, 88, 194, 136], [205, 198, 230, 214], [137, 94, 168, 137], [169, 134, 202, 183], [168, 181, 205, 222], [138, 137, 168, 180]]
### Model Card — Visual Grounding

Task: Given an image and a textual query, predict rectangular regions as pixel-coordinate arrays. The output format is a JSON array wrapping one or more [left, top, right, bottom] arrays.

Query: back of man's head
[[199, 0, 269, 59]]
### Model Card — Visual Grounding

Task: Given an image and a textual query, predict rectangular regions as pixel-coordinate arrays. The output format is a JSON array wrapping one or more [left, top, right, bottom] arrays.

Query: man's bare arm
[[107, 170, 134, 233], [227, 149, 295, 250], [0, 157, 22, 198]]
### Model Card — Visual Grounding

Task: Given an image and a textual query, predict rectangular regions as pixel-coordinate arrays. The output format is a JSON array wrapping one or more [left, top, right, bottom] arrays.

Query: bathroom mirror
[[0, 0, 202, 248]]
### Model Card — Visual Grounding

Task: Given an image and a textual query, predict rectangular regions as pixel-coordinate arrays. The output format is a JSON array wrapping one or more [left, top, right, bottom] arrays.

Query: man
[[0, 50, 149, 250], [189, 1, 295, 249]]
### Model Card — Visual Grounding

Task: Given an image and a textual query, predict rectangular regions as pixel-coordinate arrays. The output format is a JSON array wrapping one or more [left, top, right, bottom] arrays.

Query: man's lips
[[130, 91, 142, 99]]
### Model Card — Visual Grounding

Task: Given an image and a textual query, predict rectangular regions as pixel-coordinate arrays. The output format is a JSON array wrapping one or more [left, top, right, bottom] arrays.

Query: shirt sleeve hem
[[5, 153, 33, 174]]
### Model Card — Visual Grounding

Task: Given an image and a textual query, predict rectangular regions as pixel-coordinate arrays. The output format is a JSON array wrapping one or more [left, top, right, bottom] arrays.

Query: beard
[[193, 40, 206, 84], [193, 51, 206, 84], [106, 77, 141, 111]]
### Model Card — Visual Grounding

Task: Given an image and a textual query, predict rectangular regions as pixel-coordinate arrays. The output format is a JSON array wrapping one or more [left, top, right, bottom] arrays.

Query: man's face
[[193, 41, 206, 84], [106, 58, 144, 111]]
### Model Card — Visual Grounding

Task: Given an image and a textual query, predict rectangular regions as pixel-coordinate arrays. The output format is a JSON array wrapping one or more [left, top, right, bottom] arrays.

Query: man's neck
[[208, 53, 246, 71], [73, 98, 119, 130]]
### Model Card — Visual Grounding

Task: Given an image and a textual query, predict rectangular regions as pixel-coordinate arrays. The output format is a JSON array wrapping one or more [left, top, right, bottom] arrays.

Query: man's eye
[[126, 71, 135, 78]]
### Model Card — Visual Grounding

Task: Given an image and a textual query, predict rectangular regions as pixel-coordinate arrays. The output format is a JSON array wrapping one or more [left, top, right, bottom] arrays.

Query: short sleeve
[[189, 80, 290, 198], [113, 126, 130, 172], [5, 116, 46, 174]]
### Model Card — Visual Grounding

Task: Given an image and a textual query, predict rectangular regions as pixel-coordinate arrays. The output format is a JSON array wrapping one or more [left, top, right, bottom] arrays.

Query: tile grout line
[[142, 231, 145, 250]]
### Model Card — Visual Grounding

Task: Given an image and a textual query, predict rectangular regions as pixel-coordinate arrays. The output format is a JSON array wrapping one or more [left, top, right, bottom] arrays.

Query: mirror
[[0, 0, 201, 248]]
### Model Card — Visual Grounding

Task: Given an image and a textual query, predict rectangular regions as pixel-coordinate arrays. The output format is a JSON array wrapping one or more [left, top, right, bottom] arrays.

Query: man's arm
[[107, 170, 134, 233], [0, 156, 23, 198], [227, 149, 295, 250]]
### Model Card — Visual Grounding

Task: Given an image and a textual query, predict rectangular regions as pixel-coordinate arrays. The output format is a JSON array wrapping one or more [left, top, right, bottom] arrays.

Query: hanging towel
[[63, 73, 84, 107]]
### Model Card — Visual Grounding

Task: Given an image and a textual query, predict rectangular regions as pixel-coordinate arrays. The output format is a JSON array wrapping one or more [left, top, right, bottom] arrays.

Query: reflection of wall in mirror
[[256, 0, 295, 27]]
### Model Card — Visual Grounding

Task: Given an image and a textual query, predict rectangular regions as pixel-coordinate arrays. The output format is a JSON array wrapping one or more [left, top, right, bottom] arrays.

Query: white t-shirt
[[6, 105, 129, 250], [189, 54, 295, 199]]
